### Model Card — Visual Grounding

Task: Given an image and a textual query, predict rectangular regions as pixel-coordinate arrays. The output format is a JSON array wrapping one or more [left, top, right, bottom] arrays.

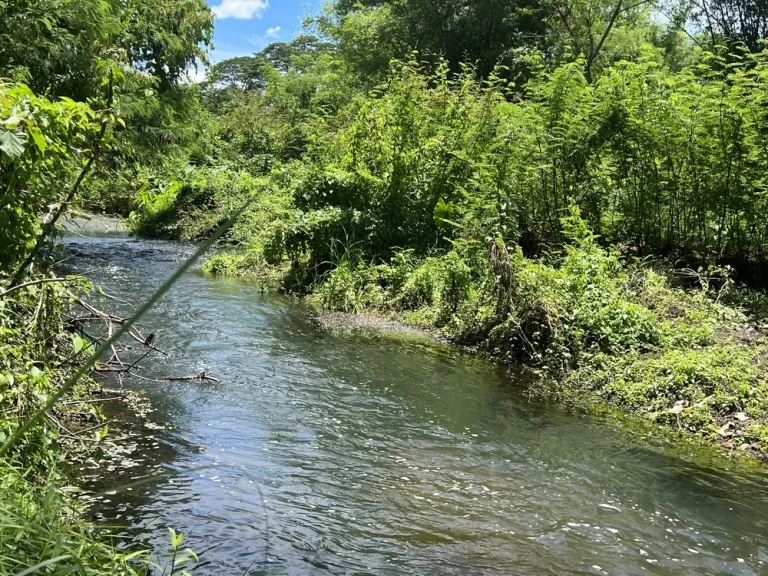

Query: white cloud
[[212, 0, 268, 20], [247, 25, 282, 48]]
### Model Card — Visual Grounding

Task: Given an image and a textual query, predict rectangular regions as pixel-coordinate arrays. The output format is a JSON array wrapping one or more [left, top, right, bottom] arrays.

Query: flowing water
[[62, 230, 768, 575]]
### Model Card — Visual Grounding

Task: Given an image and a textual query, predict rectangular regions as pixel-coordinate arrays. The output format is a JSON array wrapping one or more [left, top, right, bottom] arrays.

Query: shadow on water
[[59, 234, 768, 576]]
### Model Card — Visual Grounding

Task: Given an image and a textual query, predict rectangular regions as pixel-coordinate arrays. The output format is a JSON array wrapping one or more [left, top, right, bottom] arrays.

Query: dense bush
[[0, 83, 95, 275], [138, 49, 768, 285]]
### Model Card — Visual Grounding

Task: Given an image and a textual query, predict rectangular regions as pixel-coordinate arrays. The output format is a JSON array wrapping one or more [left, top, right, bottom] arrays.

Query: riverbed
[[62, 232, 768, 575]]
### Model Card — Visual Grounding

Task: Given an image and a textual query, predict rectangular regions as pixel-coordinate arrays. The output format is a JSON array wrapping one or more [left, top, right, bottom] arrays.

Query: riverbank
[[313, 299, 768, 460], [61, 233, 768, 574], [0, 272, 151, 573], [129, 176, 768, 462], [194, 216, 768, 464], [318, 300, 768, 467], [0, 215, 191, 574]]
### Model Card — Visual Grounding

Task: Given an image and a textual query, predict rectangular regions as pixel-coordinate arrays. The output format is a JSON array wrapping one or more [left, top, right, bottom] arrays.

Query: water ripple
[[65, 237, 768, 576]]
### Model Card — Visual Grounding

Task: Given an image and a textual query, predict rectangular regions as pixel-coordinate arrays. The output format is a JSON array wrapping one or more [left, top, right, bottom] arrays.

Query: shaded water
[[63, 234, 768, 575]]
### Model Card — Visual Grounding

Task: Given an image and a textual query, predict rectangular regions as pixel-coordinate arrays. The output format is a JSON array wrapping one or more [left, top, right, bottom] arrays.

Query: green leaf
[[28, 126, 46, 154], [184, 548, 199, 562], [168, 527, 184, 549], [17, 555, 72, 576], [433, 198, 455, 226], [72, 335, 87, 355], [0, 129, 25, 159]]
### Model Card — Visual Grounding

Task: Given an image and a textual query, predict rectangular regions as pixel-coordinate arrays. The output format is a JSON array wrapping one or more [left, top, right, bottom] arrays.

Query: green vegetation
[[5, 0, 768, 571], [0, 0, 215, 573], [313, 209, 768, 450], [127, 1, 768, 456]]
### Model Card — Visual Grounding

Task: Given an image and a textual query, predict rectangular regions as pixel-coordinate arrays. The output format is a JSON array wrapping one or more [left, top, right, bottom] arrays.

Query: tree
[[689, 0, 768, 52], [0, 0, 119, 100], [0, 0, 215, 214], [0, 0, 213, 100], [211, 56, 268, 92], [120, 0, 213, 91], [548, 0, 653, 82], [318, 0, 552, 82]]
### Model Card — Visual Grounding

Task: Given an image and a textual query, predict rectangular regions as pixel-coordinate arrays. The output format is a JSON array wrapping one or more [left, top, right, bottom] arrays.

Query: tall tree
[[548, 0, 653, 82], [0, 0, 213, 100], [0, 0, 119, 100], [120, 0, 213, 91]]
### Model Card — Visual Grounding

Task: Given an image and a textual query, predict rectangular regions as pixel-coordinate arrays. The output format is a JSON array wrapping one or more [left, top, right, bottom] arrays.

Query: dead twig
[[62, 397, 125, 406], [72, 298, 169, 356], [163, 371, 221, 385], [74, 420, 113, 436], [96, 289, 132, 305], [69, 293, 218, 391]]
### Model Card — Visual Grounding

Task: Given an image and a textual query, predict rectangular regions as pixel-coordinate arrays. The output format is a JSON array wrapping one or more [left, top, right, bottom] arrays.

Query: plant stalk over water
[[0, 196, 255, 459]]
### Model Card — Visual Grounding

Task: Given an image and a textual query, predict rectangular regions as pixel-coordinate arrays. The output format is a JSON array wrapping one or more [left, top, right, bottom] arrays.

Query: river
[[61, 230, 768, 575]]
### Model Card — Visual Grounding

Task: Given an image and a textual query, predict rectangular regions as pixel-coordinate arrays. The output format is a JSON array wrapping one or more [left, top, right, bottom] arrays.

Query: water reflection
[[63, 235, 768, 575]]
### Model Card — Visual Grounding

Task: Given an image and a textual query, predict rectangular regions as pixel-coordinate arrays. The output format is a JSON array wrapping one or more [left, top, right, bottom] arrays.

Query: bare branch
[[586, 0, 624, 82]]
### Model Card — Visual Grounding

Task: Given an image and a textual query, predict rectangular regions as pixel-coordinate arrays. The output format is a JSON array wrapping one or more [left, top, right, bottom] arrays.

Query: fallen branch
[[70, 292, 219, 387], [74, 420, 113, 436], [96, 289, 132, 305], [72, 298, 169, 356], [163, 371, 221, 384], [62, 397, 125, 406], [126, 373, 170, 384]]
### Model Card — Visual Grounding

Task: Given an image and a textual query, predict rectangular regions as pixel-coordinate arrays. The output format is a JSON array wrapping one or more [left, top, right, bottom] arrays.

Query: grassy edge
[[200, 232, 768, 467]]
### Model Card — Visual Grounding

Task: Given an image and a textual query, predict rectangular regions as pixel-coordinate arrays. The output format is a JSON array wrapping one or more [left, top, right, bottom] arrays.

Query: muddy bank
[[312, 309, 442, 343], [59, 212, 129, 236]]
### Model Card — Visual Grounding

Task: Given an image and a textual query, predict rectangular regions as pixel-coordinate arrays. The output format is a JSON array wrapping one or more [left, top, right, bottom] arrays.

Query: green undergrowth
[[200, 250, 290, 288], [0, 464, 142, 576], [0, 281, 145, 574], [0, 282, 204, 575], [0, 282, 199, 575]]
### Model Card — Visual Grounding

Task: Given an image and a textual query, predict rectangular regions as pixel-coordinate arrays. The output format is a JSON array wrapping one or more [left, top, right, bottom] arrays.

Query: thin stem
[[0, 277, 82, 300], [0, 196, 255, 459]]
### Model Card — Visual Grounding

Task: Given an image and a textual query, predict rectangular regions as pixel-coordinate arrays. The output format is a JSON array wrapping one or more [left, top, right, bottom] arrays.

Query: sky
[[206, 0, 325, 64]]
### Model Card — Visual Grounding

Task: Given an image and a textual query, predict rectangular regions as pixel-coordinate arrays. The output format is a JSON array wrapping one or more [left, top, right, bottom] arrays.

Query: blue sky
[[206, 0, 325, 64]]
